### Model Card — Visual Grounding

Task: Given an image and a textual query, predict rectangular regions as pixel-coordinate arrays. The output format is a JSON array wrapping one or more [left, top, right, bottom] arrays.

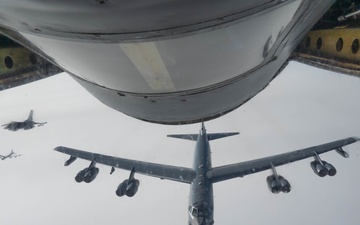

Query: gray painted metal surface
[[0, 0, 336, 124], [0, 1, 290, 42], [54, 124, 359, 225], [207, 137, 359, 183], [55, 146, 196, 184]]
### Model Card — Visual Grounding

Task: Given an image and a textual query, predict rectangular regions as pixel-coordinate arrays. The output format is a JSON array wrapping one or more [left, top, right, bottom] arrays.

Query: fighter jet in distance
[[55, 123, 359, 225], [0, 150, 21, 160], [2, 110, 47, 131]]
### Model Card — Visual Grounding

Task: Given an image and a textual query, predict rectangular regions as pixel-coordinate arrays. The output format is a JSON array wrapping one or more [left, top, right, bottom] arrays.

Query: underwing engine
[[116, 167, 140, 197], [75, 159, 99, 183], [310, 152, 337, 177], [266, 164, 291, 194]]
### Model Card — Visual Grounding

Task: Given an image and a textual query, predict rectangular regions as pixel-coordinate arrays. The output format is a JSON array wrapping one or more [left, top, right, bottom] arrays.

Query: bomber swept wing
[[55, 146, 196, 184], [0, 155, 20, 159], [54, 136, 359, 185], [207, 137, 359, 183]]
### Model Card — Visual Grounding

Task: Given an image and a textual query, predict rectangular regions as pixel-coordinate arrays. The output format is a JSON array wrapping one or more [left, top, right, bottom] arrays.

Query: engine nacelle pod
[[116, 179, 128, 197], [83, 167, 99, 183], [75, 167, 99, 183], [125, 179, 140, 197], [266, 175, 280, 194], [322, 161, 337, 176], [310, 161, 328, 177], [278, 176, 291, 193], [75, 168, 87, 183]]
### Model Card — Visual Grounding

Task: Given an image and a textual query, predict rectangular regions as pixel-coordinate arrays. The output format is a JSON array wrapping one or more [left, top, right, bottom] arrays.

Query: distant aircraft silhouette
[[2, 110, 47, 131], [0, 150, 21, 160]]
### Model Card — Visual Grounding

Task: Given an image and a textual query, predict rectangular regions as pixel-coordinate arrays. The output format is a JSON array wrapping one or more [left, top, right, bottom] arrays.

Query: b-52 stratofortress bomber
[[0, 150, 21, 160], [55, 123, 359, 225]]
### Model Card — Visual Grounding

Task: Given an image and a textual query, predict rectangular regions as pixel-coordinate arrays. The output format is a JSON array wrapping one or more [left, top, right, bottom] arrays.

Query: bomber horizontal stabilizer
[[167, 134, 198, 141], [167, 132, 239, 141], [207, 132, 239, 140]]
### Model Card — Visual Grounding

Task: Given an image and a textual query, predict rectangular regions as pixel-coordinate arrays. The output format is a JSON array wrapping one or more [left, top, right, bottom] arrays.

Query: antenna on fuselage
[[201, 121, 206, 135]]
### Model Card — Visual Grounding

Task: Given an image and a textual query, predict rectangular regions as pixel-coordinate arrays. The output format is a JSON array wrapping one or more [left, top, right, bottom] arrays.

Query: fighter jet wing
[[54, 146, 196, 184], [207, 137, 359, 183]]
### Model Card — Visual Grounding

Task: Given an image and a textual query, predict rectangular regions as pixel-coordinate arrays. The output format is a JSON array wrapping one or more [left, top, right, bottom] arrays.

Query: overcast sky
[[0, 61, 359, 225]]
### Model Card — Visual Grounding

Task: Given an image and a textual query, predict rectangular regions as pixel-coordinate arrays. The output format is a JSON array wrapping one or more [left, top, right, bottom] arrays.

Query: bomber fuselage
[[188, 126, 214, 225]]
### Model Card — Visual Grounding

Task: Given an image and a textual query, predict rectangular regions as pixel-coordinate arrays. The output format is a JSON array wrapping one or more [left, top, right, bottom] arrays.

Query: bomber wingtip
[[352, 136, 360, 141], [54, 146, 64, 151]]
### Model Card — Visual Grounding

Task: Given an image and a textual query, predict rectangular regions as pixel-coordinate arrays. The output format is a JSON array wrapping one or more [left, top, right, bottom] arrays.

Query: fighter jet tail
[[27, 110, 34, 121]]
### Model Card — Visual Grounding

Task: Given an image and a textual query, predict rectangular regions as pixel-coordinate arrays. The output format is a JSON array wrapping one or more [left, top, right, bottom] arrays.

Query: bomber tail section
[[167, 134, 199, 141], [207, 132, 239, 140], [167, 122, 239, 141]]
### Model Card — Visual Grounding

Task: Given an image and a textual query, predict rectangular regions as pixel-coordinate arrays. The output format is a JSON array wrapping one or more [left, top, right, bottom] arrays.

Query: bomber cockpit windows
[[189, 206, 198, 217]]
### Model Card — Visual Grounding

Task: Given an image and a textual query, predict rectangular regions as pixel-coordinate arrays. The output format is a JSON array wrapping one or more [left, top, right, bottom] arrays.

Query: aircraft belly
[[0, 1, 290, 41], [15, 1, 302, 93], [68, 51, 287, 124], [0, 0, 335, 124], [189, 180, 214, 225]]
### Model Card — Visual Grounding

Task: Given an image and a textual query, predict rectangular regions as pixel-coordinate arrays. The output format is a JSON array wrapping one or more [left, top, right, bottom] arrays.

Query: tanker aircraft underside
[[0, 0, 346, 125]]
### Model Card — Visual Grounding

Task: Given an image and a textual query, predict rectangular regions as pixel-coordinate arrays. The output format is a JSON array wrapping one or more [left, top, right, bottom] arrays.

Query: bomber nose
[[196, 217, 204, 225]]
